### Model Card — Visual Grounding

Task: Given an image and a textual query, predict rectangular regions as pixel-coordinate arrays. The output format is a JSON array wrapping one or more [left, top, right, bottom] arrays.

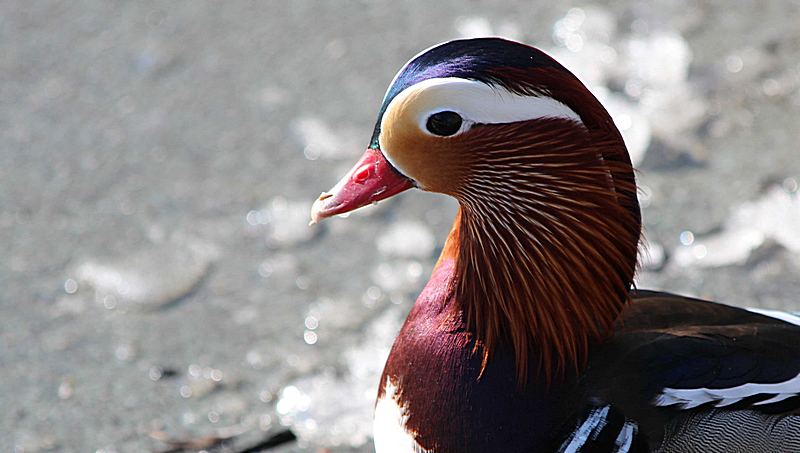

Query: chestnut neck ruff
[[443, 117, 641, 385]]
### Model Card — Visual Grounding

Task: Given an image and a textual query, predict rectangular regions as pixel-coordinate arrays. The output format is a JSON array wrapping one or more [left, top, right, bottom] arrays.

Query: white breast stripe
[[612, 421, 637, 453], [654, 371, 800, 409], [746, 307, 800, 326], [561, 405, 610, 453], [373, 378, 428, 453]]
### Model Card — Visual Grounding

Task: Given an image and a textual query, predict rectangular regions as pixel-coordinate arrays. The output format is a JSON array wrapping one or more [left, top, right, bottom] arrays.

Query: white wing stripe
[[654, 371, 800, 409], [753, 392, 796, 406]]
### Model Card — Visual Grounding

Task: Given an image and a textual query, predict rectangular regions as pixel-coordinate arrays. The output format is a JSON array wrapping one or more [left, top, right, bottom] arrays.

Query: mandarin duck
[[309, 38, 800, 452]]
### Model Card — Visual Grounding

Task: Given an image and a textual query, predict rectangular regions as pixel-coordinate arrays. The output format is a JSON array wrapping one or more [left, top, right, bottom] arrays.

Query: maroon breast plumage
[[310, 38, 800, 453]]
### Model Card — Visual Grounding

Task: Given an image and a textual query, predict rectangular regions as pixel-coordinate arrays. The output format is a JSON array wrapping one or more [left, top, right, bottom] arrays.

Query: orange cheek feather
[[380, 109, 470, 196]]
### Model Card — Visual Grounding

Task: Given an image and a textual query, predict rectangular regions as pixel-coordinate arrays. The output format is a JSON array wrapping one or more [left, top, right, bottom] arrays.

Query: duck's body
[[375, 254, 800, 452], [375, 256, 581, 452], [310, 38, 800, 452]]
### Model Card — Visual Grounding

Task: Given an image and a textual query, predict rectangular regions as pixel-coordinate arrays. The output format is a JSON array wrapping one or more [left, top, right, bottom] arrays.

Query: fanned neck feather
[[446, 117, 641, 384]]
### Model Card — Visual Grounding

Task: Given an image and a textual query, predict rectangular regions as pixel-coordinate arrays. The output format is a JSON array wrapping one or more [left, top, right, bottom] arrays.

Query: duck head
[[311, 38, 642, 383]]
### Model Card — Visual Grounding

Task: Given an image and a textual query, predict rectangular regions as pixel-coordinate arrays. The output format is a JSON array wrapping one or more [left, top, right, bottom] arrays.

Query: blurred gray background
[[3, 1, 800, 452]]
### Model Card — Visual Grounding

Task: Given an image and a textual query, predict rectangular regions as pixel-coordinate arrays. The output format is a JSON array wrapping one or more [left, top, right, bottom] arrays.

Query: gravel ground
[[3, 1, 800, 452]]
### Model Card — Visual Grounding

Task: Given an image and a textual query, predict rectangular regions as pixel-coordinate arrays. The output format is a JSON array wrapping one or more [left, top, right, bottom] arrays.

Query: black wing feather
[[580, 290, 800, 450]]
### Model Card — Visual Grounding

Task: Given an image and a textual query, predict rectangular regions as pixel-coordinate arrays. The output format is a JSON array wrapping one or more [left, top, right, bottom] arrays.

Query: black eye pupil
[[426, 111, 463, 136]]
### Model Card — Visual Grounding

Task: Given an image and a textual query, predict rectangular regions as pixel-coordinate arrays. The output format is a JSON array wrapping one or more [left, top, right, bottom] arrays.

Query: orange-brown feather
[[443, 118, 640, 385]]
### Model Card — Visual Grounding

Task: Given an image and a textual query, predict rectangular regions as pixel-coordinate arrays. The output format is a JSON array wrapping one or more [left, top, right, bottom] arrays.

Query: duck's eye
[[425, 111, 463, 136]]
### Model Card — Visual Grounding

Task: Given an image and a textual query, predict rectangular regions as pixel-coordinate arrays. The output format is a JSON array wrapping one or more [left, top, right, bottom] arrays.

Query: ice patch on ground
[[623, 31, 691, 89], [546, 7, 707, 166], [276, 307, 403, 448], [673, 180, 800, 268], [71, 237, 216, 310]]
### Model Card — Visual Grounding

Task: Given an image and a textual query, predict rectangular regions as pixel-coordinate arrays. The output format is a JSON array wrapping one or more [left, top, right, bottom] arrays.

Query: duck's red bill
[[310, 148, 413, 224]]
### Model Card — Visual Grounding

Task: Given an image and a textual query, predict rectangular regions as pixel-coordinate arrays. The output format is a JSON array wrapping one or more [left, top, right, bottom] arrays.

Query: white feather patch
[[373, 378, 426, 453], [387, 77, 582, 136], [654, 371, 800, 409]]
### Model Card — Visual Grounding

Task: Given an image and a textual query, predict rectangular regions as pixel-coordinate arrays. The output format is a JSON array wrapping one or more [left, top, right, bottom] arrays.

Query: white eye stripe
[[384, 77, 583, 137]]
